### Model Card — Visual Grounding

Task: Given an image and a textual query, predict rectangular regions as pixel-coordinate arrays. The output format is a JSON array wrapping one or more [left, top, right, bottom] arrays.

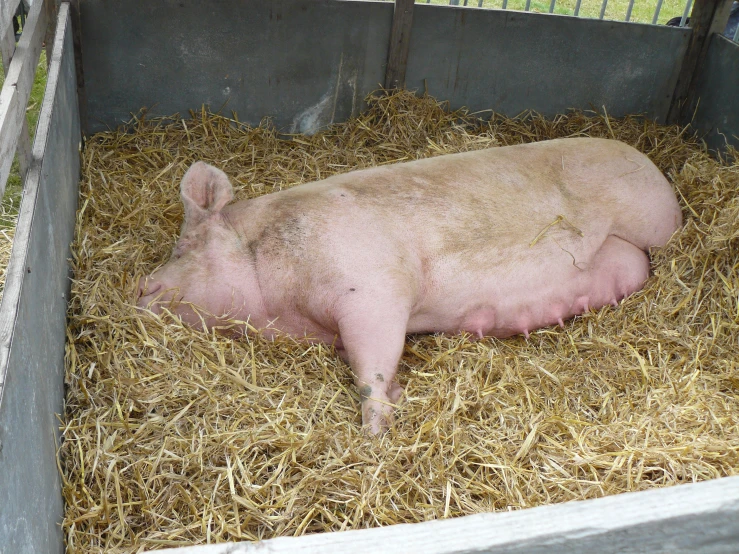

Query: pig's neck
[[232, 252, 271, 330], [227, 202, 303, 336], [207, 211, 269, 331]]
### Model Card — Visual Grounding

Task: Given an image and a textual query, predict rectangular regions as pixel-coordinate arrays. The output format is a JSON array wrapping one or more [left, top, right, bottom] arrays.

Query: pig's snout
[[136, 276, 164, 311]]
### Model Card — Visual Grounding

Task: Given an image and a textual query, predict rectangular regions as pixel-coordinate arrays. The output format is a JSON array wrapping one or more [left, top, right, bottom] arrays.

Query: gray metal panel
[[405, 6, 691, 122], [0, 5, 80, 554], [688, 34, 739, 152], [79, 0, 691, 133], [79, 0, 393, 135]]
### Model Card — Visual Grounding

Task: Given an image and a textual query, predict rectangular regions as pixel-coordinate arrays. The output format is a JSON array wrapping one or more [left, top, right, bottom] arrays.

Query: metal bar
[[652, 0, 664, 24], [478, 0, 483, 6], [599, 0, 608, 18], [680, 0, 692, 25], [574, 0, 582, 16], [464, 0, 469, 6], [549, 0, 556, 13], [625, 0, 635, 21], [734, 23, 739, 41], [525, 0, 531, 11], [502, 0, 508, 8]]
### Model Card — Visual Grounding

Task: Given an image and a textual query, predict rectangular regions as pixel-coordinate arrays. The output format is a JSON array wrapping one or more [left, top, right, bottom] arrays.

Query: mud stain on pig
[[246, 240, 259, 258], [359, 385, 372, 401], [255, 209, 312, 258]]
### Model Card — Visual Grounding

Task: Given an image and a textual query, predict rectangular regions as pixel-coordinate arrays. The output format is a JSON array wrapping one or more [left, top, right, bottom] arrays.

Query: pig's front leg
[[337, 303, 409, 434]]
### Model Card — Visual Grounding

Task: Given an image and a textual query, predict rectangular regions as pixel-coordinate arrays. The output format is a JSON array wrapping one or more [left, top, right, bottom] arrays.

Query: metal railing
[[423, 0, 691, 22], [376, 0, 739, 41]]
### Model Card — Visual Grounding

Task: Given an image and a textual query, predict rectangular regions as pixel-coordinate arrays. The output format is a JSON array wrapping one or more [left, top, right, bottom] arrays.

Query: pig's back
[[323, 137, 680, 253]]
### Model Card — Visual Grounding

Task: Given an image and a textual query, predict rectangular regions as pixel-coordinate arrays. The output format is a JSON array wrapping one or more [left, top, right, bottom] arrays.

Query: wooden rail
[[0, 0, 50, 197], [0, 0, 21, 38], [0, 0, 30, 181]]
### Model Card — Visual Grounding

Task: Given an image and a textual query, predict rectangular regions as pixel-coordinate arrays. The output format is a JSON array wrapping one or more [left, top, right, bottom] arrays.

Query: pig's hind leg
[[336, 300, 410, 435], [585, 235, 650, 311]]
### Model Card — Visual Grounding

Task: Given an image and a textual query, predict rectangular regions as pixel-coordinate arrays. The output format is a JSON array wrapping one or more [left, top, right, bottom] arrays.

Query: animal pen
[[0, 0, 738, 552]]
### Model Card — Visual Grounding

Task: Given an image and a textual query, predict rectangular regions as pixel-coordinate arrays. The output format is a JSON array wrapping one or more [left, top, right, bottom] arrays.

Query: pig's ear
[[180, 162, 234, 222]]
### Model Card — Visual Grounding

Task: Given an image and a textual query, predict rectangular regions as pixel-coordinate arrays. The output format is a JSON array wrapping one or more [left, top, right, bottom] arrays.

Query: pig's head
[[136, 162, 249, 330]]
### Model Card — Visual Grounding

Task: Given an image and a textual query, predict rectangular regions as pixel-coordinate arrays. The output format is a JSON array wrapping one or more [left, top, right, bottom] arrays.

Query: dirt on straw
[[60, 90, 739, 553]]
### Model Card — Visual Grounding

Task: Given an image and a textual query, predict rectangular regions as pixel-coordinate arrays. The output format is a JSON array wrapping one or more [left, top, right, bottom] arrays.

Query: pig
[[137, 137, 682, 434]]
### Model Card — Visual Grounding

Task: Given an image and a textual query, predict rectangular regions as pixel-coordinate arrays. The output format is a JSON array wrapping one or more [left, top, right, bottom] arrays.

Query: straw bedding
[[0, 228, 14, 301], [61, 91, 739, 552]]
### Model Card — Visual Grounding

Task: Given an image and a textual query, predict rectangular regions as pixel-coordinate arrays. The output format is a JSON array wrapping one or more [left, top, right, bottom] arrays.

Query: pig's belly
[[408, 235, 649, 338]]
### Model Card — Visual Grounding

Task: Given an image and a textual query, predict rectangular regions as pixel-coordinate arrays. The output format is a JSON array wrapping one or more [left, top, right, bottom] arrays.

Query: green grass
[[0, 50, 48, 229], [422, 0, 687, 24]]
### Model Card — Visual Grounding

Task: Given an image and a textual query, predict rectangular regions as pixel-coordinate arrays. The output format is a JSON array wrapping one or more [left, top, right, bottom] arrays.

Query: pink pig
[[137, 138, 682, 433]]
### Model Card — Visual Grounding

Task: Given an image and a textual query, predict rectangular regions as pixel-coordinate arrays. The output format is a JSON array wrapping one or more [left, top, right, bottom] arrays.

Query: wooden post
[[43, 0, 58, 66], [666, 0, 734, 124], [68, 0, 87, 135], [384, 0, 416, 90]]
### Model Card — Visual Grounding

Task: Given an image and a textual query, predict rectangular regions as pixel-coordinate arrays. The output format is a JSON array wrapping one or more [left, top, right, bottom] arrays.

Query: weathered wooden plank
[[0, 5, 79, 553], [153, 476, 739, 554], [384, 0, 415, 89], [0, 20, 14, 71], [0, 0, 48, 197], [667, 0, 734, 124], [0, 0, 22, 48], [0, 16, 33, 180]]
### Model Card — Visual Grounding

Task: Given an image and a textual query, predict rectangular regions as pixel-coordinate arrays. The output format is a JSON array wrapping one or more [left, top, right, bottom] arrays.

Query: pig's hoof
[[361, 395, 395, 435]]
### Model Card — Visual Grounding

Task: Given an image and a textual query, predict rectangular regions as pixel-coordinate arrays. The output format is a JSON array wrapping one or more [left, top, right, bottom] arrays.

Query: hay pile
[[60, 91, 739, 553]]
